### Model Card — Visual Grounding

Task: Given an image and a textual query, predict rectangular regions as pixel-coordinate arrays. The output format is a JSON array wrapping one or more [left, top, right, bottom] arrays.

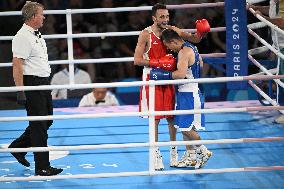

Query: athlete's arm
[[268, 18, 284, 29], [180, 32, 201, 43], [172, 48, 194, 79], [257, 14, 284, 29], [199, 55, 203, 68], [134, 30, 150, 66], [248, 4, 269, 16], [166, 25, 201, 43], [167, 19, 211, 43]]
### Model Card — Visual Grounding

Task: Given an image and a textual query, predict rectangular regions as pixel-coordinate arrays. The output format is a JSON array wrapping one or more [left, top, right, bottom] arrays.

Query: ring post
[[148, 80, 156, 175], [66, 9, 75, 85], [225, 0, 248, 89]]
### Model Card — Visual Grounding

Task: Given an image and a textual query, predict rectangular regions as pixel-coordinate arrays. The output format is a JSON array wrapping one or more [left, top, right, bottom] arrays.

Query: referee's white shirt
[[12, 23, 51, 77]]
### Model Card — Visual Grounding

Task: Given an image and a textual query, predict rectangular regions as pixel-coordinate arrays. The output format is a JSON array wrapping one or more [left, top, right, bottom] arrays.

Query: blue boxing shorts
[[174, 90, 205, 131]]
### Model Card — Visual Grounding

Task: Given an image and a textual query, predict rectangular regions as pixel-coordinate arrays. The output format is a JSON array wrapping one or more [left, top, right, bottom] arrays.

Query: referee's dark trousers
[[10, 75, 53, 170]]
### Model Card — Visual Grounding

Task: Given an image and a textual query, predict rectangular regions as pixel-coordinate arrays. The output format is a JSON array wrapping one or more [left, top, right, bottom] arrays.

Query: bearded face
[[152, 9, 169, 29]]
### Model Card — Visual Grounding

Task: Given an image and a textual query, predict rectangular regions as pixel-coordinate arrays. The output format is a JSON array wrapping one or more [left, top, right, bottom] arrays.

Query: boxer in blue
[[150, 29, 212, 169]]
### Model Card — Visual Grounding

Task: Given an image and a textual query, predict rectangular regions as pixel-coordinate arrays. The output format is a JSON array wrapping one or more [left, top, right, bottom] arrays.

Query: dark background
[[0, 0, 271, 109]]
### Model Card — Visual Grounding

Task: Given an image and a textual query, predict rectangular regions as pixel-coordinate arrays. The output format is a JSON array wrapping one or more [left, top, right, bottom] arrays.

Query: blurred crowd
[[0, 0, 270, 84]]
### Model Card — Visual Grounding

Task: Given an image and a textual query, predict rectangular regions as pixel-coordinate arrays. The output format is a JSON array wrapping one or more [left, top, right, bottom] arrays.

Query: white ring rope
[[0, 27, 227, 41], [248, 7, 284, 36], [0, 106, 283, 123], [1, 137, 283, 153], [0, 75, 282, 93], [248, 46, 269, 55], [246, 0, 267, 4], [251, 68, 278, 76], [0, 3, 225, 16], [0, 1, 283, 183], [0, 53, 226, 68], [248, 54, 284, 88], [247, 3, 284, 109], [247, 22, 267, 30], [1, 166, 283, 182], [248, 28, 284, 59], [248, 80, 282, 108], [0, 1, 226, 74]]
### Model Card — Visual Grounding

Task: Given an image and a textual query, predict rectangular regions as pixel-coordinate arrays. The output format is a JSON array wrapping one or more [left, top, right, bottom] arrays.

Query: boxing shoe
[[154, 148, 164, 171], [170, 146, 178, 167], [195, 145, 212, 169], [176, 150, 196, 168]]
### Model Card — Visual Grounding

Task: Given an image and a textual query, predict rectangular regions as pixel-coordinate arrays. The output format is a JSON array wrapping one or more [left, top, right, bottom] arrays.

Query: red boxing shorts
[[139, 74, 175, 119]]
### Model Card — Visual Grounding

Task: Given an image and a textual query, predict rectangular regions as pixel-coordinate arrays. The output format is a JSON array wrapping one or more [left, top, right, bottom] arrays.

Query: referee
[[9, 1, 62, 176]]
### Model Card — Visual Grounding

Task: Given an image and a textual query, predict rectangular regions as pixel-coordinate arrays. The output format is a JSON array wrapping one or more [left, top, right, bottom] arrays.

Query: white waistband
[[178, 83, 199, 92], [142, 67, 152, 81]]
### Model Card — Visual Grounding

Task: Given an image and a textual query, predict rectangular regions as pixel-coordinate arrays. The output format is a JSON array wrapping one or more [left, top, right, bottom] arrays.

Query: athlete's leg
[[166, 117, 176, 141], [154, 119, 164, 170], [155, 119, 160, 142], [183, 129, 212, 169], [166, 117, 178, 167]]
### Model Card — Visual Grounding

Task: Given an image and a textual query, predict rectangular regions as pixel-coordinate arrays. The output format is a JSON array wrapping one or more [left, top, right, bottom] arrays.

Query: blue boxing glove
[[150, 68, 173, 80]]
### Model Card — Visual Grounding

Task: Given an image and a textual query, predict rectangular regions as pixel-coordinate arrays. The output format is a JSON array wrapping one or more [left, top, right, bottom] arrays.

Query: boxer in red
[[134, 3, 210, 170]]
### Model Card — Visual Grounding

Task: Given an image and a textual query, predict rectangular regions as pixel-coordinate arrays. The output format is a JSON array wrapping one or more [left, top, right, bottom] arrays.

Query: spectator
[[118, 12, 144, 78], [42, 0, 68, 10], [79, 78, 120, 107], [91, 0, 120, 81], [51, 64, 91, 99]]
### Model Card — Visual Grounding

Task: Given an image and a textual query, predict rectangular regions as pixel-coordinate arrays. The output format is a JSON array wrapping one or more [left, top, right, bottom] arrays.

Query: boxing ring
[[0, 1, 284, 188]]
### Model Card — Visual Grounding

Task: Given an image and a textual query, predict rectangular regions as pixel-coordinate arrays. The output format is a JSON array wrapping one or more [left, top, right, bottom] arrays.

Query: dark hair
[[161, 29, 182, 42], [94, 77, 109, 83], [152, 3, 167, 16]]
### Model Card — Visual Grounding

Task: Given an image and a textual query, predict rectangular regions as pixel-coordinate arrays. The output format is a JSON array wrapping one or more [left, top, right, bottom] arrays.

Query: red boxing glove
[[149, 54, 176, 71], [196, 19, 211, 39]]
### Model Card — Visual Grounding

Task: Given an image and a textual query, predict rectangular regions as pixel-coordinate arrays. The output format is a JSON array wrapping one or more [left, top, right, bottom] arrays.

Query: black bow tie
[[95, 100, 105, 104], [34, 30, 41, 38]]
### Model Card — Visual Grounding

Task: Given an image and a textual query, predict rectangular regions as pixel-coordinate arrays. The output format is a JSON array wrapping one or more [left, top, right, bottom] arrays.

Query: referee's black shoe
[[11, 153, 30, 167], [35, 166, 63, 176], [8, 144, 30, 167]]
